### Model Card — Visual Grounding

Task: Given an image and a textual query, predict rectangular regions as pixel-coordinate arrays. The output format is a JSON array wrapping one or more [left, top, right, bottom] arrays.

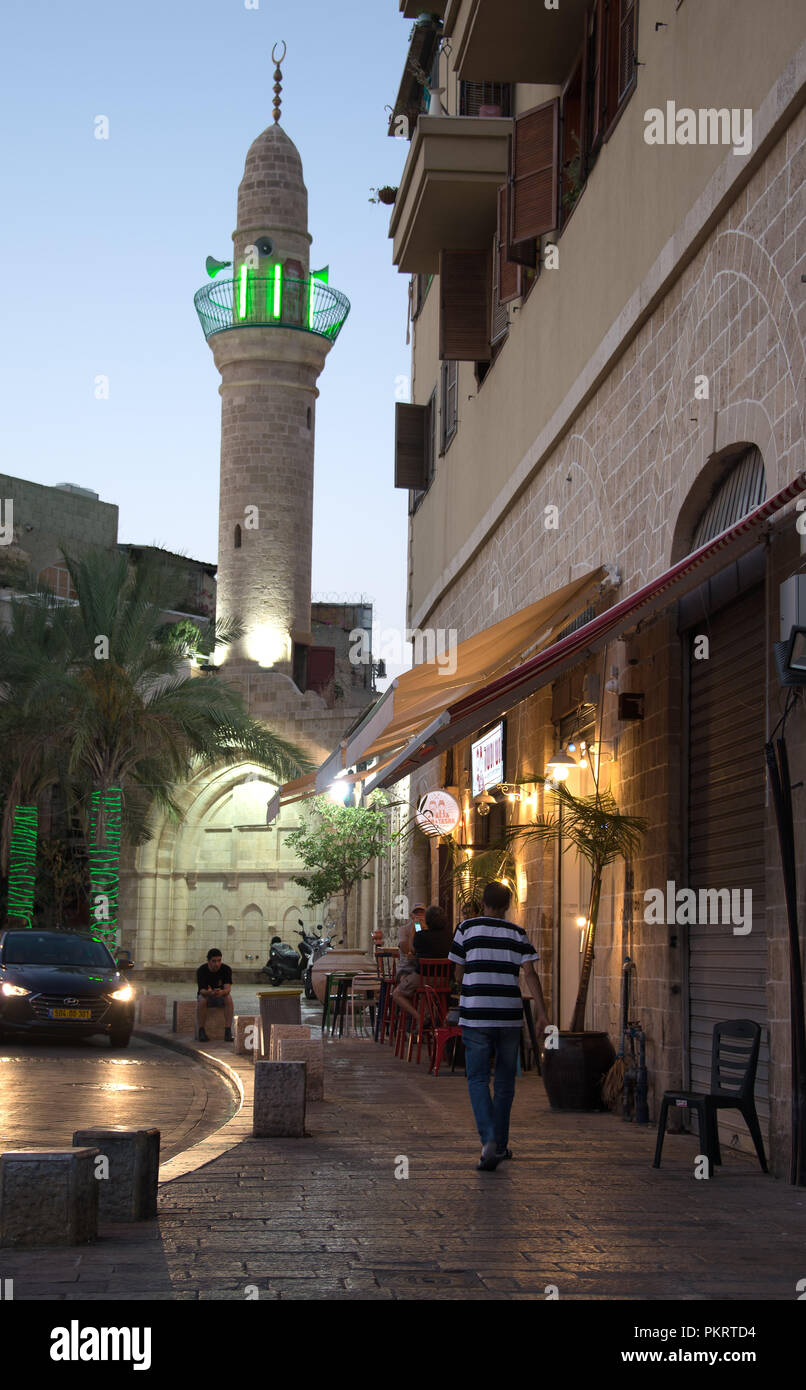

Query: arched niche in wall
[[670, 444, 766, 564]]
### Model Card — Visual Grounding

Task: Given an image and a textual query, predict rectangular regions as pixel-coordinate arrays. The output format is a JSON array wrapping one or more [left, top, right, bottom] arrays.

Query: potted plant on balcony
[[369, 186, 399, 206], [508, 779, 647, 1110]]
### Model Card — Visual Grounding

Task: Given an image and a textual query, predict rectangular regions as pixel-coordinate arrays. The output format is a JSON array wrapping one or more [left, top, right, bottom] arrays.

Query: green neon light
[[272, 264, 282, 318], [7, 805, 37, 928], [89, 788, 122, 946], [238, 265, 248, 319]]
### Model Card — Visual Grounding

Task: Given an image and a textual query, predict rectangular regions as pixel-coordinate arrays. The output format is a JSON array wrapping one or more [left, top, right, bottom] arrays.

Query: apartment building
[[329, 0, 806, 1176]]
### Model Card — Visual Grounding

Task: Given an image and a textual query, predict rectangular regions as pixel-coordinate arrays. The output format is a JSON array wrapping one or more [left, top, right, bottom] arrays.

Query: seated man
[[393, 904, 452, 1025], [196, 947, 234, 1042]]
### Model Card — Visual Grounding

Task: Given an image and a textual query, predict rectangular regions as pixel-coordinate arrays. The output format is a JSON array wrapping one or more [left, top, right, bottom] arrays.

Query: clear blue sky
[[0, 0, 412, 680]]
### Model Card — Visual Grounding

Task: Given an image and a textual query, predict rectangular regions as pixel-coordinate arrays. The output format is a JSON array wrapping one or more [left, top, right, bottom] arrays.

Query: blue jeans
[[461, 1027, 522, 1150]]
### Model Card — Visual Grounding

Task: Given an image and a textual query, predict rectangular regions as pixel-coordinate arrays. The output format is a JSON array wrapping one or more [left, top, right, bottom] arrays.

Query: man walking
[[196, 947, 234, 1042], [449, 881, 549, 1170]]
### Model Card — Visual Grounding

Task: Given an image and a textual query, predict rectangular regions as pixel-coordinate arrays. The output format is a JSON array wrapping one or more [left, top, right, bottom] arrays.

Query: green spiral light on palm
[[89, 788, 122, 945], [7, 805, 38, 928]]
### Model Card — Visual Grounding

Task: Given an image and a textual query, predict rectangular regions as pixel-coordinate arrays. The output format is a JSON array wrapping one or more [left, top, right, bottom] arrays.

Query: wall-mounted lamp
[[475, 790, 496, 816], [545, 748, 578, 782]]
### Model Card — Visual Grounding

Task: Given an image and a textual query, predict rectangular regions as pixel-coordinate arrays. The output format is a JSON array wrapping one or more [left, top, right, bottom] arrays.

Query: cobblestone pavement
[[2, 1033, 805, 1302], [0, 1033, 238, 1162]]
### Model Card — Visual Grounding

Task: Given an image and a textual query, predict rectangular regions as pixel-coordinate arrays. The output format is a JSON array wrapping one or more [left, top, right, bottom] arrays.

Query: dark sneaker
[[477, 1141, 501, 1171], [224, 1027, 233, 1042], [197, 1027, 209, 1042], [496, 1148, 513, 1161]]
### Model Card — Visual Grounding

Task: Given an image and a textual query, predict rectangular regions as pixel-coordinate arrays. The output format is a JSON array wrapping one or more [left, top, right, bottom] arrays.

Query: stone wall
[[403, 98, 806, 1172]]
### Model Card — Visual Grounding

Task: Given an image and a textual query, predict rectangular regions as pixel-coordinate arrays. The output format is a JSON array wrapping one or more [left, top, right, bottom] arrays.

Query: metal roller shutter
[[687, 583, 769, 1155]]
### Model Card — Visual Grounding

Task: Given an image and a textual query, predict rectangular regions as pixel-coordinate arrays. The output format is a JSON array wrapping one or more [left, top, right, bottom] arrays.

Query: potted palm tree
[[508, 779, 647, 1109]]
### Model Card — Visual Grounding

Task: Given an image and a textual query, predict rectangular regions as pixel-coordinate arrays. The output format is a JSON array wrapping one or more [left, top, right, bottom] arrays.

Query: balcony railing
[[194, 273, 351, 343]]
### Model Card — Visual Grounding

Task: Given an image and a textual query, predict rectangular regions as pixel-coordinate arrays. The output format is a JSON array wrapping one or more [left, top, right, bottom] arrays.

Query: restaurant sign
[[471, 722, 505, 796], [415, 790, 461, 838]]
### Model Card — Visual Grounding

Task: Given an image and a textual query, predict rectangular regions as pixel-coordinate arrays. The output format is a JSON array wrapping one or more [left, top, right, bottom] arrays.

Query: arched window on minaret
[[234, 524, 242, 549]]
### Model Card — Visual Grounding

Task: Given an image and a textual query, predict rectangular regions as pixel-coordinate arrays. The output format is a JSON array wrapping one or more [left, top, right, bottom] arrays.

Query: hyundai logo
[[64, 997, 80, 1005]]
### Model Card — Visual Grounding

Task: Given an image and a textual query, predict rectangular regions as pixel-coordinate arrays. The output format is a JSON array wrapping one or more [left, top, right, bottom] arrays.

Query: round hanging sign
[[415, 790, 461, 838]]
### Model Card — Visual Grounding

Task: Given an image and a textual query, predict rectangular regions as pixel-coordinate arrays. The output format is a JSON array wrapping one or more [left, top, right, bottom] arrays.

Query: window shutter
[[459, 81, 513, 118], [506, 99, 559, 266], [589, 0, 606, 151], [497, 184, 521, 306], [439, 249, 492, 362], [394, 402, 428, 489], [618, 0, 636, 102], [604, 0, 637, 134]]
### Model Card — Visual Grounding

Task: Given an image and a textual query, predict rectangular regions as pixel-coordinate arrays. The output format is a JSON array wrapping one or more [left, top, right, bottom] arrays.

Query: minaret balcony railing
[[194, 273, 350, 343]]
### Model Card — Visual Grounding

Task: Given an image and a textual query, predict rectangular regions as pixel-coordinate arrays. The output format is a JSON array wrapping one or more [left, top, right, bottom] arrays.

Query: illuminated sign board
[[471, 722, 504, 796]]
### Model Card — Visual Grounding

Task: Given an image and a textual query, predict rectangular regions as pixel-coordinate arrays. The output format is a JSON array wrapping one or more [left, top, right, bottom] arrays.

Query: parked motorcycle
[[262, 920, 321, 988], [303, 922, 343, 1000]]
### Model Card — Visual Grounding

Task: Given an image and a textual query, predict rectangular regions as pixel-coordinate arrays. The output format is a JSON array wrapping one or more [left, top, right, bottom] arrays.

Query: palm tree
[[507, 779, 647, 1030], [444, 839, 517, 918], [0, 548, 312, 939]]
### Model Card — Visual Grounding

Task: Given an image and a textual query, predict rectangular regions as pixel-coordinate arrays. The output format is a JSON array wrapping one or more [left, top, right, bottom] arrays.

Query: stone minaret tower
[[196, 49, 349, 681]]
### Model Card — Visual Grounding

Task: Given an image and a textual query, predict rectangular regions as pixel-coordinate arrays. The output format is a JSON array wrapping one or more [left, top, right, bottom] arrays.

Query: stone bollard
[[269, 1023, 312, 1059], [172, 1000, 197, 1035], [234, 1014, 258, 1055], [72, 1128, 160, 1222], [255, 988, 302, 1061], [0, 1148, 99, 1247], [276, 1037, 324, 1102], [198, 1006, 226, 1041], [252, 1061, 306, 1138], [137, 994, 167, 1026]]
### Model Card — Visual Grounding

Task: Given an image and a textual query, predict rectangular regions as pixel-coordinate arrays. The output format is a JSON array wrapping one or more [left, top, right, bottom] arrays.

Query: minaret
[[195, 46, 349, 680]]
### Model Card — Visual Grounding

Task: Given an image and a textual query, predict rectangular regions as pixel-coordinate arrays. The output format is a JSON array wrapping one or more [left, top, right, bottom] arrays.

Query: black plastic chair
[[653, 1018, 768, 1174]]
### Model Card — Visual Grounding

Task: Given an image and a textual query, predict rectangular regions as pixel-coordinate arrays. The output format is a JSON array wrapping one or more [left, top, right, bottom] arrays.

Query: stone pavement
[[0, 1033, 238, 1163], [2, 1030, 806, 1301]]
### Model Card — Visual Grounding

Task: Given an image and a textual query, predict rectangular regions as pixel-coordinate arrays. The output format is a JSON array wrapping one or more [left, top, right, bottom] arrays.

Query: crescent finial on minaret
[[272, 41, 287, 123]]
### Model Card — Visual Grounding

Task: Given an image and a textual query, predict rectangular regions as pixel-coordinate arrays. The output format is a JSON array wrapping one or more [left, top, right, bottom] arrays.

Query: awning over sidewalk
[[365, 472, 806, 792], [265, 772, 317, 825], [314, 566, 607, 791]]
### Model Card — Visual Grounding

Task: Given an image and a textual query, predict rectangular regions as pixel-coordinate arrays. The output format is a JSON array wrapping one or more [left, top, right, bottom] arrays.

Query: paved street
[[2, 1033, 805, 1301], [0, 1033, 237, 1163]]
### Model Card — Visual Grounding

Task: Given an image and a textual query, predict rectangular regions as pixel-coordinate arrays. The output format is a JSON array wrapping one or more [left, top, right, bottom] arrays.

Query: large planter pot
[[539, 1031, 616, 1111], [311, 949, 375, 1004]]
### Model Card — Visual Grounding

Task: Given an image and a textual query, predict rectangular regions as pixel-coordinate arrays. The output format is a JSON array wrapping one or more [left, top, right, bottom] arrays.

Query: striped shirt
[[448, 915, 539, 1029]]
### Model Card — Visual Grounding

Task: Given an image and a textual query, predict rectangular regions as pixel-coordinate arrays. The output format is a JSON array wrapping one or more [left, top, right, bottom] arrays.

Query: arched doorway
[[677, 445, 770, 1158]]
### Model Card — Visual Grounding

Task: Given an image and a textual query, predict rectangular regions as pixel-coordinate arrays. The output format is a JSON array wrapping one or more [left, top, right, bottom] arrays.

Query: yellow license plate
[[50, 1008, 92, 1019]]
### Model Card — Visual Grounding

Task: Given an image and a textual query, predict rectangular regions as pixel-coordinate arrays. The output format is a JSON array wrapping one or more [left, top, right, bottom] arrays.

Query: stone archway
[[122, 761, 317, 968]]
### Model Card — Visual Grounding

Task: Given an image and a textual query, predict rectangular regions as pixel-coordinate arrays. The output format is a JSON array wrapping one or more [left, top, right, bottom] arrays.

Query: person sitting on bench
[[196, 948, 234, 1042]]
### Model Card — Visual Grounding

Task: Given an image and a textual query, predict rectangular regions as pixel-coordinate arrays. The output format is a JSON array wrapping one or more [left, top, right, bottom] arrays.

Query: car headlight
[[108, 985, 134, 1002], [1, 982, 31, 997]]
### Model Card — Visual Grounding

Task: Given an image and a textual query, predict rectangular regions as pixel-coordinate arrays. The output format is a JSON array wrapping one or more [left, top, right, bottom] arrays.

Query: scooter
[[262, 921, 320, 988], [303, 923, 343, 1000]]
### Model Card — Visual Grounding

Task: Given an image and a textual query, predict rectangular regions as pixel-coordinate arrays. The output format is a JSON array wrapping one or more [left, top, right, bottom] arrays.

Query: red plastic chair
[[423, 983, 462, 1076], [408, 959, 454, 1064], [415, 983, 461, 1074]]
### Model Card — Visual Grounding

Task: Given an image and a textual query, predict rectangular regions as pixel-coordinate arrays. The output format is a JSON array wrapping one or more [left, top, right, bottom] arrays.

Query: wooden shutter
[[589, 0, 606, 152], [604, 0, 637, 135], [497, 184, 521, 306], [618, 0, 637, 102], [506, 99, 559, 266], [439, 249, 491, 362], [394, 402, 428, 489]]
